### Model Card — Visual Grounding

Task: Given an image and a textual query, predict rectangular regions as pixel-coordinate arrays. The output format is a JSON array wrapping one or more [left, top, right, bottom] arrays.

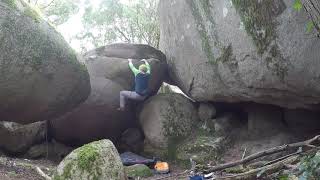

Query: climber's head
[[139, 64, 148, 73]]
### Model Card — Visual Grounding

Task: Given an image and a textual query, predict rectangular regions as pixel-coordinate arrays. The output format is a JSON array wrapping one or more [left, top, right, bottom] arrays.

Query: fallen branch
[[206, 135, 320, 173], [263, 151, 301, 166], [213, 155, 299, 180], [241, 148, 247, 160], [35, 166, 52, 180]]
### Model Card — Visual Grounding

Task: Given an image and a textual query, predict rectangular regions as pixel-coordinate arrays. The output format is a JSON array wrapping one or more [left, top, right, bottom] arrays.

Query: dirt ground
[[0, 155, 189, 180], [141, 164, 188, 180], [0, 156, 57, 180]]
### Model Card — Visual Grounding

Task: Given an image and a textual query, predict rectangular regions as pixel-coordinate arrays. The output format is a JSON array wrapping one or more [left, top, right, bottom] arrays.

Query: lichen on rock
[[231, 0, 286, 54]]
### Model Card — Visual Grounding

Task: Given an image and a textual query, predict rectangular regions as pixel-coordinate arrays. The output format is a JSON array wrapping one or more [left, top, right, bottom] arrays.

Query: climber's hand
[[140, 59, 147, 63]]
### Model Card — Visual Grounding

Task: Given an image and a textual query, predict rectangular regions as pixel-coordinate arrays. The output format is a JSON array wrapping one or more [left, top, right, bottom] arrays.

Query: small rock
[[0, 121, 46, 154], [125, 164, 153, 178], [25, 140, 73, 161]]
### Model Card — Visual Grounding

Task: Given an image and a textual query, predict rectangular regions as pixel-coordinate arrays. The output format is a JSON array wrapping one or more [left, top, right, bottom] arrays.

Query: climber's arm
[[141, 59, 151, 74], [128, 59, 139, 76]]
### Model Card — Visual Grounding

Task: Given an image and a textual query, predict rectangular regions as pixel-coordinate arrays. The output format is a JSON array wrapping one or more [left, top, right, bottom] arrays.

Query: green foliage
[[293, 0, 303, 11], [24, 6, 41, 23], [77, 0, 160, 51], [43, 0, 80, 26], [3, 0, 16, 9], [298, 151, 320, 180], [27, 0, 80, 26], [292, 0, 320, 36], [306, 21, 315, 33]]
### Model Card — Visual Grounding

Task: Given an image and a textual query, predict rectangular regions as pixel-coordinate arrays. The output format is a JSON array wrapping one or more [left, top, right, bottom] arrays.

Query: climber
[[118, 58, 151, 111]]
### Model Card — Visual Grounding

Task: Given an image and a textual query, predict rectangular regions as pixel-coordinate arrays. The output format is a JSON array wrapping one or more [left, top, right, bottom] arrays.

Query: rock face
[[159, 0, 320, 109], [0, 121, 46, 154], [0, 0, 90, 124], [53, 139, 126, 180], [50, 43, 167, 146], [139, 93, 199, 149]]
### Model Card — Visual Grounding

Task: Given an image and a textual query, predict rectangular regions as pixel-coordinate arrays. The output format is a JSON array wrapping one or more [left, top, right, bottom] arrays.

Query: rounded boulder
[[0, 0, 90, 124], [50, 43, 167, 146]]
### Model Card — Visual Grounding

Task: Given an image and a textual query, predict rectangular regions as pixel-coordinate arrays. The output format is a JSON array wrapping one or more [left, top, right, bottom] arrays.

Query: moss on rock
[[232, 0, 289, 80], [187, 0, 215, 64], [125, 164, 153, 178], [76, 143, 100, 175], [231, 0, 286, 54]]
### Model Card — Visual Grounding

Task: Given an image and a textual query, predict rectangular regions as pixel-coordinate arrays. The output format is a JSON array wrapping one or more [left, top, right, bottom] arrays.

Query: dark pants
[[120, 91, 145, 108]]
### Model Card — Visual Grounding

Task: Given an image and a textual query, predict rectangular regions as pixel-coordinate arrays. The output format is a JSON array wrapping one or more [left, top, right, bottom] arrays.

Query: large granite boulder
[[0, 0, 90, 124], [140, 93, 199, 158], [159, 0, 320, 109], [53, 139, 126, 180], [50, 43, 167, 146]]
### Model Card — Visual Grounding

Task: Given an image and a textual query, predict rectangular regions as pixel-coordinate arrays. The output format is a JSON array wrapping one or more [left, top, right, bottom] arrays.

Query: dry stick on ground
[[213, 155, 299, 180], [35, 166, 52, 180], [216, 149, 318, 180], [263, 151, 302, 166], [206, 135, 320, 173], [241, 148, 247, 160]]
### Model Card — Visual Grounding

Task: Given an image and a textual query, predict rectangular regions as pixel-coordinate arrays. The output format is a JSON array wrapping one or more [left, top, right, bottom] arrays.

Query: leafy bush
[[298, 151, 320, 180]]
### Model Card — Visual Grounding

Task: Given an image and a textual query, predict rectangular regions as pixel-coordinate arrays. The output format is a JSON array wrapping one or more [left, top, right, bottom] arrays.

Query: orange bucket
[[154, 162, 170, 174]]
